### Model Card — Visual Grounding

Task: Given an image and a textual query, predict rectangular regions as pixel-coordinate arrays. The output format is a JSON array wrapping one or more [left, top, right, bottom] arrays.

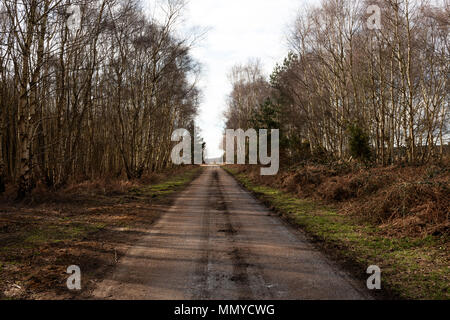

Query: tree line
[[0, 0, 200, 198], [225, 0, 449, 166]]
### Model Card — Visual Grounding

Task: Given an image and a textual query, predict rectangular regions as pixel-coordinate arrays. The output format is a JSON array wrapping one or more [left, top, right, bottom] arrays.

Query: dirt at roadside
[[230, 163, 449, 238], [0, 167, 202, 300]]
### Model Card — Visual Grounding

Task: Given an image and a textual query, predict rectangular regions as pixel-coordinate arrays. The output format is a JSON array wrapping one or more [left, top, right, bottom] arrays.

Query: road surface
[[93, 166, 370, 300]]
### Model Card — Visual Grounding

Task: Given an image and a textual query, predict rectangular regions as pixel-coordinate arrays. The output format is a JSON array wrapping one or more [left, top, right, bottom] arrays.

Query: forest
[[225, 0, 449, 166], [0, 0, 448, 301], [0, 0, 200, 198]]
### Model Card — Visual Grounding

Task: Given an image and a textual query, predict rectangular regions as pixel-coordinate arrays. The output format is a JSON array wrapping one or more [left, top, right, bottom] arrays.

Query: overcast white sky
[[147, 0, 317, 158]]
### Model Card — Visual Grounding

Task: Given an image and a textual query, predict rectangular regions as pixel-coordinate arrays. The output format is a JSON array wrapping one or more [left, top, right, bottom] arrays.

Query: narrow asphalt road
[[93, 166, 370, 300]]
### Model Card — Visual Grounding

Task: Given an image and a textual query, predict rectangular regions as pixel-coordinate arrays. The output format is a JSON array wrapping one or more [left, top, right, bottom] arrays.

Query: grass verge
[[0, 166, 203, 300], [224, 166, 449, 300]]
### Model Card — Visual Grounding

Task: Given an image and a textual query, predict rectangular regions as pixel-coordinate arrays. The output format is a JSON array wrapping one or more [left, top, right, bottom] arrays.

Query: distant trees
[[0, 0, 200, 197], [225, 0, 449, 166], [225, 59, 271, 130]]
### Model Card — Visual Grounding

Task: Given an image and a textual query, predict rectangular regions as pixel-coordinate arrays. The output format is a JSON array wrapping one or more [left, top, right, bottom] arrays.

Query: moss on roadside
[[130, 167, 202, 198], [23, 223, 107, 246], [224, 166, 449, 300]]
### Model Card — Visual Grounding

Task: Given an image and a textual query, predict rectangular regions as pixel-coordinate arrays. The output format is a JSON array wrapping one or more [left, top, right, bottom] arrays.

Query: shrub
[[347, 123, 372, 163]]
